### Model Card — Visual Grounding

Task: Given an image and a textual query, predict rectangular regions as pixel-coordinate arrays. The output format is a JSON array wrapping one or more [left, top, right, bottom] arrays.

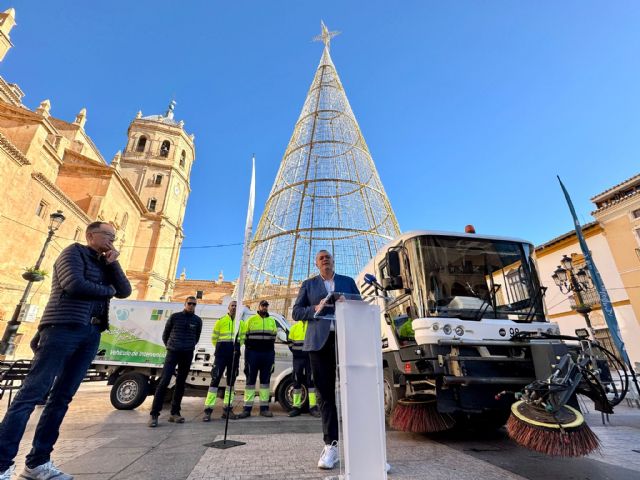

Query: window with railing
[[594, 327, 624, 370], [569, 287, 600, 309]]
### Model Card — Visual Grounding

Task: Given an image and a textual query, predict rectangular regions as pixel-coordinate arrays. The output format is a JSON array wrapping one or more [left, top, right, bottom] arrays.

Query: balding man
[[292, 250, 359, 470], [0, 222, 131, 480]]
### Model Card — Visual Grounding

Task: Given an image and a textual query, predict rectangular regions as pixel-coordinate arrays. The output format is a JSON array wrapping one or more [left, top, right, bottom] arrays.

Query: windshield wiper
[[523, 286, 547, 323], [473, 284, 501, 321]]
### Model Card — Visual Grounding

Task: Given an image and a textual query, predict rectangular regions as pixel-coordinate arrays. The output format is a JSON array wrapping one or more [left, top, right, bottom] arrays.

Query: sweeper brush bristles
[[506, 400, 600, 457], [390, 398, 455, 433]]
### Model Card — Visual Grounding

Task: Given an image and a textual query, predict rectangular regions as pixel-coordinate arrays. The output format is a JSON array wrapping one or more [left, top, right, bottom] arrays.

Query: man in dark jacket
[[149, 296, 202, 427], [0, 221, 131, 480]]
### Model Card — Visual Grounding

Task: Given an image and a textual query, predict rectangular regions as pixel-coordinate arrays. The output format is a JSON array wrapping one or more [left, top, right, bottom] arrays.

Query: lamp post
[[0, 210, 66, 357], [551, 254, 595, 336]]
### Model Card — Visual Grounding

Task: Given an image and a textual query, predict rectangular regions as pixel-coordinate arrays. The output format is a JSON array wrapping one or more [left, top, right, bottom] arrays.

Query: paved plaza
[[1, 383, 639, 480]]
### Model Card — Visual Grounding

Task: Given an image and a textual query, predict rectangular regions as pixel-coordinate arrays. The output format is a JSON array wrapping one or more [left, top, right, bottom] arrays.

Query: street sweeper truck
[[357, 229, 631, 456]]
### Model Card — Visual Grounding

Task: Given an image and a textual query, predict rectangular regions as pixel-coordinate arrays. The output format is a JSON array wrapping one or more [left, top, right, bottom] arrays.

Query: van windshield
[[404, 235, 545, 322]]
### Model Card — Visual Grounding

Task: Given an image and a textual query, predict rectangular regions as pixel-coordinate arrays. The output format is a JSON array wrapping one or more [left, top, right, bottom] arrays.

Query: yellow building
[[0, 8, 195, 357], [591, 174, 640, 330], [535, 174, 640, 366]]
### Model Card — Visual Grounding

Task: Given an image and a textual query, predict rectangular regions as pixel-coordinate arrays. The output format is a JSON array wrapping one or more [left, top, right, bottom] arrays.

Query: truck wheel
[[277, 375, 308, 412], [111, 373, 149, 410], [384, 368, 400, 420]]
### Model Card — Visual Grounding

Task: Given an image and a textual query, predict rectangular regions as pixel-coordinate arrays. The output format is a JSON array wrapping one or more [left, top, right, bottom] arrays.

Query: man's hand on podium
[[314, 297, 328, 313]]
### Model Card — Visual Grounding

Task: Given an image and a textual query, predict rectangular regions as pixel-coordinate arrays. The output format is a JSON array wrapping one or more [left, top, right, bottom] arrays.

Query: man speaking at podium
[[292, 249, 360, 470]]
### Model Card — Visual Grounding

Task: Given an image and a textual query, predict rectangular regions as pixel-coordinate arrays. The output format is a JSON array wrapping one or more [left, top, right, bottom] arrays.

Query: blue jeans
[[0, 323, 100, 470]]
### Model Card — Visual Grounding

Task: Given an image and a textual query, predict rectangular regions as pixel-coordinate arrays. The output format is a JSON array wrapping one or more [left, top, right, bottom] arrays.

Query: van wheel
[[277, 375, 308, 412], [111, 373, 149, 410]]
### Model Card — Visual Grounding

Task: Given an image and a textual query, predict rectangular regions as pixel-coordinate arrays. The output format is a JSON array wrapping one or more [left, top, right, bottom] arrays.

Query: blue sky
[[4, 2, 639, 280]]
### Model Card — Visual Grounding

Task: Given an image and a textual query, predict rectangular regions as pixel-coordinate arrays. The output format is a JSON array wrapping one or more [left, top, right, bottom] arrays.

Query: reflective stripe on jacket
[[212, 313, 238, 356], [240, 314, 277, 352], [288, 320, 308, 357]]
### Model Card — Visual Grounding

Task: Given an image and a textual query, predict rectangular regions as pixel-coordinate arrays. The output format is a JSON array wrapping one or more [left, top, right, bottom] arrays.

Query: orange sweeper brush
[[506, 400, 600, 457], [390, 396, 455, 433]]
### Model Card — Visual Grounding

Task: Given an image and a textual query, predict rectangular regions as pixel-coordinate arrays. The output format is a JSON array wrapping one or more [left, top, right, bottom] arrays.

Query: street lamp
[[551, 253, 595, 336], [0, 210, 66, 357]]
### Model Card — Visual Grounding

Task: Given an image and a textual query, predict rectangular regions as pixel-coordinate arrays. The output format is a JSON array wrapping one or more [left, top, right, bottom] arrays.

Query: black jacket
[[39, 243, 131, 329], [163, 311, 202, 352]]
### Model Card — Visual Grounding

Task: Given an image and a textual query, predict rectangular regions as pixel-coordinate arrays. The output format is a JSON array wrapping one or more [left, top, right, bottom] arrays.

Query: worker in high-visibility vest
[[287, 319, 321, 417], [202, 301, 240, 421], [237, 300, 277, 418]]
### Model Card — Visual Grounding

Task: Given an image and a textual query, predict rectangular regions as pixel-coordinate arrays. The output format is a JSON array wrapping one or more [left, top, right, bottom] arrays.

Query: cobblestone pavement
[[1, 383, 639, 479]]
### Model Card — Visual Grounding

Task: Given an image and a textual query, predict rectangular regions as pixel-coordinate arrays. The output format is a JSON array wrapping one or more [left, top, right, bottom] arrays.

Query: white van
[[93, 299, 303, 412]]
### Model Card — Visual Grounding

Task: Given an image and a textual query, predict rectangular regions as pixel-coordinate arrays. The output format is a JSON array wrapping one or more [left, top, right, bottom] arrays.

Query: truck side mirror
[[382, 250, 404, 290], [387, 251, 401, 277]]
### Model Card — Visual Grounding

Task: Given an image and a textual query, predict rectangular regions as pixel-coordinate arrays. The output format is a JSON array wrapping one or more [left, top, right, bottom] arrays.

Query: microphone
[[364, 273, 384, 291]]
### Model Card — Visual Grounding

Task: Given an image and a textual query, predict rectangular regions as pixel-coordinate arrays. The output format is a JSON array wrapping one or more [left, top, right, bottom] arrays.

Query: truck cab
[[358, 230, 565, 425]]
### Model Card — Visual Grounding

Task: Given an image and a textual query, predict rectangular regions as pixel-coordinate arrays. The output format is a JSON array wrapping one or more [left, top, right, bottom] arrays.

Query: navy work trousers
[[245, 349, 275, 386]]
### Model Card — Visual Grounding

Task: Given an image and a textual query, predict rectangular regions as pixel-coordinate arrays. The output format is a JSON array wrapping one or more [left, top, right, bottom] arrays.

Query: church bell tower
[[118, 101, 195, 300]]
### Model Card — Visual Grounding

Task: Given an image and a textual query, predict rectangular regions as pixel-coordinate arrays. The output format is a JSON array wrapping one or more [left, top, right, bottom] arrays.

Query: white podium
[[335, 298, 387, 480]]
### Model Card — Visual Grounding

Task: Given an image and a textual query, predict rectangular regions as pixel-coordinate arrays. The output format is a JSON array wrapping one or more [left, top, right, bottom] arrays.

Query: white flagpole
[[233, 156, 256, 336], [207, 156, 256, 449]]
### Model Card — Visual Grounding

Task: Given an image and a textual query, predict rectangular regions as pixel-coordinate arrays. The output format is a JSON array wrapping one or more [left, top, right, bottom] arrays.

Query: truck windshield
[[405, 235, 545, 322]]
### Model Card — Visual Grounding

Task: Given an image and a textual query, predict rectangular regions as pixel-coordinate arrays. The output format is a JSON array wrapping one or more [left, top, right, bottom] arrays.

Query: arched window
[[148, 198, 157, 212], [160, 140, 170, 158], [136, 136, 147, 152], [180, 150, 186, 167]]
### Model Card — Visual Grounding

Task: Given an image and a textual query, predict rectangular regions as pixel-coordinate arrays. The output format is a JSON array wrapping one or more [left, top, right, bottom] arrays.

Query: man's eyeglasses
[[92, 230, 117, 241], [187, 302, 197, 306]]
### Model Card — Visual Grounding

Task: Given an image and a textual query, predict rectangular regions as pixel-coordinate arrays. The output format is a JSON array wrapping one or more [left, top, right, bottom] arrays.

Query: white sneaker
[[0, 466, 15, 480], [19, 461, 73, 480], [318, 441, 339, 469]]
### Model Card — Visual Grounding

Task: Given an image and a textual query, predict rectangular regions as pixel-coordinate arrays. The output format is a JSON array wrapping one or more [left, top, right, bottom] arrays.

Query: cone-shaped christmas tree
[[244, 22, 400, 316]]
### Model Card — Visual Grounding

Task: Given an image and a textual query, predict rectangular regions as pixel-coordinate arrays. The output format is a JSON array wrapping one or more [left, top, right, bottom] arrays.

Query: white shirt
[[322, 274, 335, 296], [321, 273, 336, 330]]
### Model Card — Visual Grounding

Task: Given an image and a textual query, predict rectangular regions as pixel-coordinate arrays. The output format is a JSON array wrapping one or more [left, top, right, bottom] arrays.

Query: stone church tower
[[0, 8, 16, 62], [117, 101, 195, 300]]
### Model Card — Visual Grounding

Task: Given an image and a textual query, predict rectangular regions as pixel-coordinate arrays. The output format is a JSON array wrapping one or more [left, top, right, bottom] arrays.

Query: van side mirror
[[276, 330, 288, 343]]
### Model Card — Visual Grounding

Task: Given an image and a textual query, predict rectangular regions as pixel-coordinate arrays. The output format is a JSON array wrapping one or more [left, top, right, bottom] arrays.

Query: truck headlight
[[454, 326, 464, 336], [443, 324, 452, 335]]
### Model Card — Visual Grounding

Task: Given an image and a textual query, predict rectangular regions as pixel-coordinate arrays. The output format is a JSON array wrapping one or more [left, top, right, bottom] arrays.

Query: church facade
[[0, 8, 194, 357]]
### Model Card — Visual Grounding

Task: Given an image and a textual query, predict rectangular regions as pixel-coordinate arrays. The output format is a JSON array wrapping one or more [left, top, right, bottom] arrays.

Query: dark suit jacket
[[292, 273, 360, 351]]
